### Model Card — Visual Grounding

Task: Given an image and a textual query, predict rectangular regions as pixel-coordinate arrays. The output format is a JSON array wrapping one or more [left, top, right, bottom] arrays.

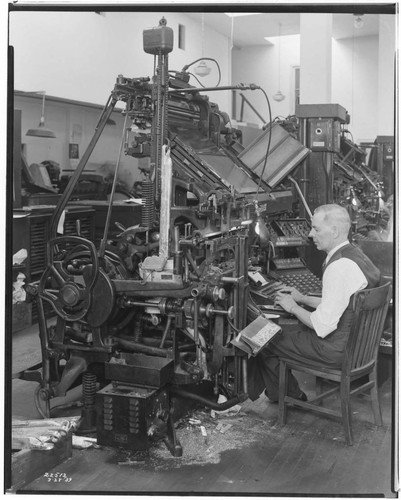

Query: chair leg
[[315, 376, 323, 403], [340, 378, 353, 446], [278, 360, 289, 425], [369, 370, 383, 426]]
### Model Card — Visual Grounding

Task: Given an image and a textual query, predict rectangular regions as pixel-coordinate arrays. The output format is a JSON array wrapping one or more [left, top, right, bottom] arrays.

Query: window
[[178, 24, 185, 50]]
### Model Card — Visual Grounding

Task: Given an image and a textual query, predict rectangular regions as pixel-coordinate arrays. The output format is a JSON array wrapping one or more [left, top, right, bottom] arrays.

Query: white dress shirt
[[310, 242, 368, 338]]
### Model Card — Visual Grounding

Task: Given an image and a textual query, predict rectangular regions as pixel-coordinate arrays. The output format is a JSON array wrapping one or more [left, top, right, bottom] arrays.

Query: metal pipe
[[50, 96, 118, 238], [169, 83, 260, 94], [242, 357, 248, 394], [123, 300, 158, 308], [168, 109, 201, 119], [99, 108, 129, 258], [170, 387, 247, 410], [114, 337, 169, 357], [221, 276, 241, 284], [288, 175, 313, 219], [193, 297, 202, 368], [159, 315, 173, 348], [239, 92, 266, 124], [184, 249, 202, 277], [173, 226, 183, 275]]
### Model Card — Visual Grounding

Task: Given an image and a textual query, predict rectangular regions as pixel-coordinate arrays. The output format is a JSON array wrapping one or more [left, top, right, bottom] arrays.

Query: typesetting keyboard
[[267, 269, 322, 296]]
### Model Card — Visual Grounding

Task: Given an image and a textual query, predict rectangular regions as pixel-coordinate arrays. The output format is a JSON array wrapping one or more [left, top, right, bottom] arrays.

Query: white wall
[[233, 31, 393, 144], [232, 35, 300, 125], [15, 93, 141, 188], [332, 36, 379, 143], [377, 14, 396, 136], [9, 11, 234, 187], [9, 11, 232, 113], [9, 10, 396, 154]]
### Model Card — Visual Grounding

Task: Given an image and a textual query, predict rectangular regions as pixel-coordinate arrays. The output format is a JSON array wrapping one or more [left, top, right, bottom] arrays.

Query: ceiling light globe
[[273, 90, 286, 102], [194, 61, 211, 77]]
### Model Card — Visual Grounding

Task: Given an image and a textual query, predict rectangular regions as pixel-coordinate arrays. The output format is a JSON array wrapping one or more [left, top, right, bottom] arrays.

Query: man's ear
[[331, 225, 340, 238]]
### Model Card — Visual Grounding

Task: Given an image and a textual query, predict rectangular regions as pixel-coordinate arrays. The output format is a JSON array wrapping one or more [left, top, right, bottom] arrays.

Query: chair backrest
[[344, 282, 392, 373]]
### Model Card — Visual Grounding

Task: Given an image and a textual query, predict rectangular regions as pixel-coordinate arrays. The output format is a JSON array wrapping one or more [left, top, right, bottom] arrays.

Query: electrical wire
[[179, 57, 222, 87], [187, 72, 207, 88], [227, 317, 240, 333], [169, 59, 222, 88], [343, 129, 354, 142], [168, 69, 208, 88], [248, 292, 267, 317]]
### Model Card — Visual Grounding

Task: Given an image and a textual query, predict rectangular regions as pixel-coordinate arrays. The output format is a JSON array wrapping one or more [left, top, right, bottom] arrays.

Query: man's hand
[[275, 287, 315, 329], [275, 285, 304, 304], [275, 290, 298, 314]]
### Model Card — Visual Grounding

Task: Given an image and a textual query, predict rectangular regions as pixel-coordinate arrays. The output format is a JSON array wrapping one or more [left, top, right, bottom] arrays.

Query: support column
[[296, 15, 337, 278], [299, 14, 333, 103], [377, 14, 395, 135]]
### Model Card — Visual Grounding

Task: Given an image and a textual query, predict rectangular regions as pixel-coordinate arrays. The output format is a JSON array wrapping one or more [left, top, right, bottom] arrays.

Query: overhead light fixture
[[194, 60, 211, 77], [194, 14, 211, 78], [273, 90, 286, 102], [272, 23, 286, 102], [26, 91, 56, 139], [353, 14, 364, 29]]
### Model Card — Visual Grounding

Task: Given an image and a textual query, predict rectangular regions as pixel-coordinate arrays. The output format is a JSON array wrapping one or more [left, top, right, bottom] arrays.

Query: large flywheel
[[38, 236, 100, 321]]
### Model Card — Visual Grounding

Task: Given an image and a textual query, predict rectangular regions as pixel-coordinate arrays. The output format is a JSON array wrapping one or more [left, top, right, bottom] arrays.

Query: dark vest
[[324, 243, 381, 338]]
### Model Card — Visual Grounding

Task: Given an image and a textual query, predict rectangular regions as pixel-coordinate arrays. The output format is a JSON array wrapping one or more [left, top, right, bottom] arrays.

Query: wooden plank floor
[[17, 404, 394, 495], [8, 325, 397, 496]]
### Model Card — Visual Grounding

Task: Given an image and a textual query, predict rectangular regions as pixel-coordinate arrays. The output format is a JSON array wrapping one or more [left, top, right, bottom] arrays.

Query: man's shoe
[[298, 392, 308, 401], [264, 390, 278, 404]]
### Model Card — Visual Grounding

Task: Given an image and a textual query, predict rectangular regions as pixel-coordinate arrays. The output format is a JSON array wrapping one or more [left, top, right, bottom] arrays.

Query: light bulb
[[255, 215, 270, 246]]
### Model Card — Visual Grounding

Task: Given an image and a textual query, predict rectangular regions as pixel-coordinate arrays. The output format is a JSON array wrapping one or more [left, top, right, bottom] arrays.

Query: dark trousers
[[247, 324, 347, 402]]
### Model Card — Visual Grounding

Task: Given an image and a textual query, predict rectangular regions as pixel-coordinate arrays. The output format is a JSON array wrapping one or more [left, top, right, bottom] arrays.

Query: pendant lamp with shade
[[194, 13, 211, 77], [26, 91, 56, 139]]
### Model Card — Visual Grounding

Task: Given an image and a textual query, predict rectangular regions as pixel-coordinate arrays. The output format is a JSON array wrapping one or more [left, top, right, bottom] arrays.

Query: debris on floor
[[117, 457, 146, 466], [147, 404, 271, 468], [72, 436, 99, 450], [12, 417, 80, 451]]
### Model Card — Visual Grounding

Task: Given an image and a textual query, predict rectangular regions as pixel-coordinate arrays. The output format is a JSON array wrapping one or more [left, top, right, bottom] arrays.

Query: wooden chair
[[278, 281, 392, 445]]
